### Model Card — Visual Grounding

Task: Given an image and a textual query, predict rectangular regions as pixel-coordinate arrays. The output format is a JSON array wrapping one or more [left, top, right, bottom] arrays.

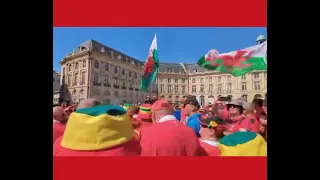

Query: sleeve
[[186, 119, 201, 137]]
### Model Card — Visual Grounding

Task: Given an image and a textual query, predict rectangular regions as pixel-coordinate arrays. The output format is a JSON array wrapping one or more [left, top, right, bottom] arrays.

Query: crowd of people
[[53, 94, 267, 156]]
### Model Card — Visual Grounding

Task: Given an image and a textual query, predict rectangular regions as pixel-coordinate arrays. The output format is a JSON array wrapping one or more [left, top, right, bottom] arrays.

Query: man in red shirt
[[231, 103, 260, 133], [53, 106, 68, 143], [140, 99, 202, 156]]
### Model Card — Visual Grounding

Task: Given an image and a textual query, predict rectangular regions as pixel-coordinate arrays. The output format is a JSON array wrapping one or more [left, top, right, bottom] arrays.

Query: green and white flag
[[140, 34, 159, 92], [197, 41, 267, 77]]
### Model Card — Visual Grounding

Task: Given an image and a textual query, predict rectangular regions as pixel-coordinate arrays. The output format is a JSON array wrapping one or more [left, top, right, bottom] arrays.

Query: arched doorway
[[241, 94, 248, 102], [254, 94, 263, 99]]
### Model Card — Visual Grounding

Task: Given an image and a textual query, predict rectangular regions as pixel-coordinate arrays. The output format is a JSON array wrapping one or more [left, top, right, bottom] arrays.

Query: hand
[[259, 119, 267, 126]]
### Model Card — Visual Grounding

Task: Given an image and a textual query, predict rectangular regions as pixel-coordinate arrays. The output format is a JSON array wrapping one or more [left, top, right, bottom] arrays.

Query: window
[[82, 60, 86, 68], [209, 77, 212, 82], [81, 71, 86, 85], [160, 85, 164, 92], [168, 85, 172, 92], [192, 78, 195, 83], [105, 64, 109, 71], [122, 69, 125, 75], [218, 76, 221, 82], [134, 73, 137, 78], [63, 68, 65, 75], [168, 78, 171, 83], [192, 85, 196, 92], [200, 96, 204, 106], [227, 83, 232, 93], [174, 79, 178, 83], [104, 74, 108, 83], [200, 85, 204, 92], [68, 74, 72, 85], [218, 84, 222, 93], [200, 78, 204, 83], [242, 82, 247, 91], [75, 62, 79, 69], [182, 79, 185, 83], [253, 72, 259, 78], [193, 69, 198, 73], [254, 81, 261, 90], [167, 69, 172, 73], [242, 94, 248, 102], [114, 66, 118, 73], [209, 84, 213, 92], [174, 85, 179, 93], [73, 73, 79, 86], [227, 76, 231, 81], [241, 75, 246, 80], [128, 71, 131, 77], [93, 72, 99, 83], [94, 61, 99, 68], [182, 86, 185, 93], [68, 64, 72, 71]]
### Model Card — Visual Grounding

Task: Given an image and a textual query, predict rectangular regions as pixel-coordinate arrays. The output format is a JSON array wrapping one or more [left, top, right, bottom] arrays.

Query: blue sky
[[53, 27, 266, 71]]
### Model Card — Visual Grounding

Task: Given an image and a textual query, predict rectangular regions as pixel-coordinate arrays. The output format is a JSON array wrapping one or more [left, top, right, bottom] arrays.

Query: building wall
[[157, 63, 267, 106], [53, 71, 61, 92], [60, 40, 148, 104], [59, 39, 266, 105]]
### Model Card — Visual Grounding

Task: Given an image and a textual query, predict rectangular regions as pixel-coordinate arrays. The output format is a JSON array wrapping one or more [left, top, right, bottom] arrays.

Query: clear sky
[[53, 27, 267, 71]]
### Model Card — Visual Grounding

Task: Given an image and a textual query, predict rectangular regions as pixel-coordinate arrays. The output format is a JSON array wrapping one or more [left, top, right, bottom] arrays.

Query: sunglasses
[[227, 104, 241, 108]]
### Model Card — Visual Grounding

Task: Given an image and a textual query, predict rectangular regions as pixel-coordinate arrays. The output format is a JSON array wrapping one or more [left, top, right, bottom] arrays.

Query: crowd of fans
[[53, 93, 267, 156]]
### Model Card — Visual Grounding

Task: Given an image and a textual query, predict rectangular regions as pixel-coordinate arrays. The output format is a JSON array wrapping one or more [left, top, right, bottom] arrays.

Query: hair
[[252, 99, 263, 107], [213, 126, 228, 139], [132, 120, 141, 129], [53, 104, 59, 107]]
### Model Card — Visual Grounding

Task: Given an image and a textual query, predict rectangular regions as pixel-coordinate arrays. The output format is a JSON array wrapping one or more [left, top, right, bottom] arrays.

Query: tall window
[[168, 78, 171, 83], [241, 75, 246, 80], [209, 77, 212, 82], [242, 82, 247, 91], [227, 76, 231, 81], [182, 86, 185, 93], [253, 72, 259, 78], [94, 61, 99, 68], [81, 72, 86, 85], [168, 85, 172, 92], [218, 84, 222, 93], [254, 81, 261, 90], [200, 78, 204, 83], [209, 84, 213, 92], [218, 76, 221, 82], [174, 79, 178, 83], [200, 85, 204, 92], [192, 85, 196, 92], [192, 78, 195, 83], [160, 85, 164, 92], [227, 83, 232, 93], [200, 96, 205, 106], [93, 72, 99, 83], [174, 85, 179, 93]]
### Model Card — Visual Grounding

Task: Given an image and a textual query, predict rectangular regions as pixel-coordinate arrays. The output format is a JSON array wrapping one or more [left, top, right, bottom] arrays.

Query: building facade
[[53, 70, 61, 103], [59, 36, 267, 105], [157, 63, 267, 106], [59, 40, 148, 104]]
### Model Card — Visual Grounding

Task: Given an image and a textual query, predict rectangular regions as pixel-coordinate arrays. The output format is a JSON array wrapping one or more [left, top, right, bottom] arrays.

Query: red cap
[[152, 99, 174, 112]]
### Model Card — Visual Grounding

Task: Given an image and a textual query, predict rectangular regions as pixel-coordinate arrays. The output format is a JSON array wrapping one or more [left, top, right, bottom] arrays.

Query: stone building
[[157, 63, 266, 106], [59, 40, 148, 104], [58, 35, 267, 105], [53, 70, 61, 103]]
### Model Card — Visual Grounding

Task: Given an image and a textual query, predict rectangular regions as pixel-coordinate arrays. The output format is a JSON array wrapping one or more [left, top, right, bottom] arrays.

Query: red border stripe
[[54, 157, 267, 180], [53, 0, 267, 27]]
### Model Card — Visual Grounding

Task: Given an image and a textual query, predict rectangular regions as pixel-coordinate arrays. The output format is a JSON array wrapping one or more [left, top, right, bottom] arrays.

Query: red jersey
[[199, 140, 220, 156], [140, 120, 202, 156], [53, 137, 141, 156], [231, 114, 260, 133], [53, 121, 66, 143]]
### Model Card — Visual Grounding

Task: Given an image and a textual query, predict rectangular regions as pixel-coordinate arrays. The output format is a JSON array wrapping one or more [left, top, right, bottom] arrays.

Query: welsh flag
[[140, 34, 159, 92], [197, 41, 267, 77]]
